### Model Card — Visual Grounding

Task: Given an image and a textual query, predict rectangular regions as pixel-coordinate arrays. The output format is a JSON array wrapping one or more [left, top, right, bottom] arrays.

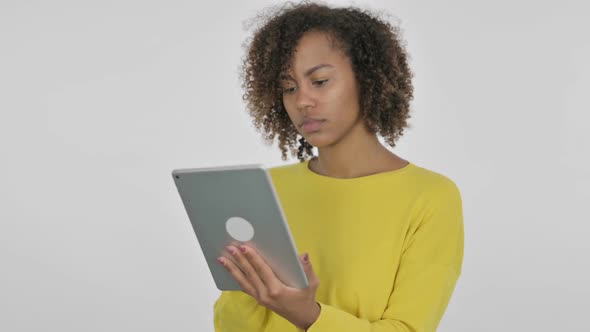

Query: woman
[[213, 2, 464, 331]]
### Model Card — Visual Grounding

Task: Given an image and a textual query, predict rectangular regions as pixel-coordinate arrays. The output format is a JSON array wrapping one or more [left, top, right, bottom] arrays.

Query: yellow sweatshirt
[[214, 159, 464, 332]]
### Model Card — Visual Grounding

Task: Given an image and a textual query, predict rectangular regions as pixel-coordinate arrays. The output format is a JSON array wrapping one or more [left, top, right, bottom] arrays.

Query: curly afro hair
[[240, 1, 414, 162]]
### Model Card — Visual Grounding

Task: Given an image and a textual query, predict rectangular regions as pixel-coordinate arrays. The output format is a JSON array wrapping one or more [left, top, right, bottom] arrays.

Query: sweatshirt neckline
[[302, 157, 415, 183]]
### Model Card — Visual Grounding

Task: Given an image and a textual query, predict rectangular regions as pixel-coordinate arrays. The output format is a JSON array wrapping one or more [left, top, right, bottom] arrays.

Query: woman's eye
[[282, 80, 328, 95]]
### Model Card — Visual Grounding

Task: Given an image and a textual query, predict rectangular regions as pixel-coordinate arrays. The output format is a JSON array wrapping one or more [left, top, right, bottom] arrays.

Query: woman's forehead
[[292, 32, 341, 59], [280, 31, 349, 78]]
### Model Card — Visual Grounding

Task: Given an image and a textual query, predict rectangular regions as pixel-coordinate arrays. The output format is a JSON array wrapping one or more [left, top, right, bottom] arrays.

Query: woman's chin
[[303, 133, 332, 148]]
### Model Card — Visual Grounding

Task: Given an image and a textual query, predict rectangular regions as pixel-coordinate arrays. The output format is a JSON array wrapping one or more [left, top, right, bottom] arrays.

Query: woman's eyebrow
[[280, 63, 334, 80]]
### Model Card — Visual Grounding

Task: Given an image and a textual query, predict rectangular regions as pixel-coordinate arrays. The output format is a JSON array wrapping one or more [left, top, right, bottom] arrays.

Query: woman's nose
[[295, 86, 315, 109]]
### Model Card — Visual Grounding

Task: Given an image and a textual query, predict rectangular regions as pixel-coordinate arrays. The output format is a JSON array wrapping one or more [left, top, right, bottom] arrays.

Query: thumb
[[301, 253, 319, 287]]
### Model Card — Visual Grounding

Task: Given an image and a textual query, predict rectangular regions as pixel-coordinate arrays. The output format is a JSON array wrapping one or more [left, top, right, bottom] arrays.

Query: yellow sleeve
[[213, 291, 269, 331], [307, 180, 464, 332]]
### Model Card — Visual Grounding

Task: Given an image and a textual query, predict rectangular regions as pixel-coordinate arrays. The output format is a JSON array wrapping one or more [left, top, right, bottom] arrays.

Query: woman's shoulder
[[267, 160, 307, 178], [409, 163, 462, 207], [411, 163, 459, 189]]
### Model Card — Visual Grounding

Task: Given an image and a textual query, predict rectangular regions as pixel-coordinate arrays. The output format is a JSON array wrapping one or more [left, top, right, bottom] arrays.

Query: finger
[[218, 257, 257, 296], [227, 246, 266, 294], [240, 245, 282, 290], [300, 253, 320, 289]]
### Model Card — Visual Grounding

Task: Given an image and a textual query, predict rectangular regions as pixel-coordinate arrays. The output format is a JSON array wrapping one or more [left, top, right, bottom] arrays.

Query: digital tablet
[[171, 164, 309, 291]]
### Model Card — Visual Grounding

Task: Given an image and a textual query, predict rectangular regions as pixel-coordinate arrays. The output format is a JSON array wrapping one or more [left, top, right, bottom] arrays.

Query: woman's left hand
[[217, 245, 321, 330]]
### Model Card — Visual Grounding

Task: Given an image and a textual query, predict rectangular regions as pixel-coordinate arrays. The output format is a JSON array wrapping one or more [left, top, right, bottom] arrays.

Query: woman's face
[[280, 31, 364, 148]]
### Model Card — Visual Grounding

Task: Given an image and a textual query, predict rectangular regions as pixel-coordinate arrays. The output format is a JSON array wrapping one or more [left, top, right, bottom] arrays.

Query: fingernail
[[217, 257, 225, 266], [239, 245, 247, 253], [226, 246, 236, 255], [303, 253, 309, 262]]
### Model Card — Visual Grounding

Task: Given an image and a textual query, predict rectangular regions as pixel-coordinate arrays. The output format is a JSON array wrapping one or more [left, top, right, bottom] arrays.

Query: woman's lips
[[302, 120, 325, 133]]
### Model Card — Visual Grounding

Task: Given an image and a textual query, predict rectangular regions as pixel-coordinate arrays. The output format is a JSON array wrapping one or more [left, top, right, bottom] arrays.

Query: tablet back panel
[[172, 164, 308, 290]]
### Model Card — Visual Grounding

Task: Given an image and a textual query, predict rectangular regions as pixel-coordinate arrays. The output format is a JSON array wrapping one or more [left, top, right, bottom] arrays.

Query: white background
[[1, 0, 588, 331]]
